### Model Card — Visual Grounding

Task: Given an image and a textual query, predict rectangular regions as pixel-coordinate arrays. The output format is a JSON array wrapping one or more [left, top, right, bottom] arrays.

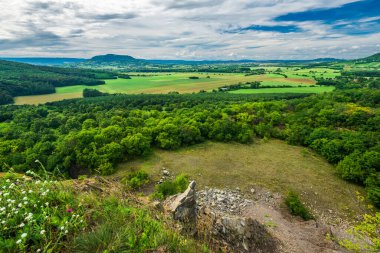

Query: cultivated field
[[117, 140, 364, 222], [230, 86, 335, 94], [14, 71, 328, 105]]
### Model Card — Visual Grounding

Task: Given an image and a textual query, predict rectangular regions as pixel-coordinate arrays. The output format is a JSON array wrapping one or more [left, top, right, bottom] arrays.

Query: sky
[[0, 0, 379, 60]]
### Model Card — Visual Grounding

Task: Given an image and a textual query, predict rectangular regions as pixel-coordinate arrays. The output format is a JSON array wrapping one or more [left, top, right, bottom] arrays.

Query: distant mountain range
[[0, 57, 85, 66], [1, 52, 379, 67]]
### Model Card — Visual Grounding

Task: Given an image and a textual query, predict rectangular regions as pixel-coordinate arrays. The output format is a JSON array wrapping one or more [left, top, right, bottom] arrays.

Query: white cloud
[[0, 0, 378, 59]]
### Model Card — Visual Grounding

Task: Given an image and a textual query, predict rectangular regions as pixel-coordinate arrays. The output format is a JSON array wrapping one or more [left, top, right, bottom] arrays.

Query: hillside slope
[[0, 60, 116, 104]]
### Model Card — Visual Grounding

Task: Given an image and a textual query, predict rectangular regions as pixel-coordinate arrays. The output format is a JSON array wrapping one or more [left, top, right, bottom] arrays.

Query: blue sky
[[0, 0, 379, 59]]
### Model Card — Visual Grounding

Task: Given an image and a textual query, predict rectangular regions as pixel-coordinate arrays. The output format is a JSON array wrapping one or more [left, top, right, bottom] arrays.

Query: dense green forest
[[0, 60, 116, 105], [0, 89, 379, 206]]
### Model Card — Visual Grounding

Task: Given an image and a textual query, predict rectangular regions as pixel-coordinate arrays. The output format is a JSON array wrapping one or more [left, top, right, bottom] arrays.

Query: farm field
[[14, 72, 321, 105], [229, 86, 335, 94], [252, 67, 341, 79], [117, 140, 364, 222]]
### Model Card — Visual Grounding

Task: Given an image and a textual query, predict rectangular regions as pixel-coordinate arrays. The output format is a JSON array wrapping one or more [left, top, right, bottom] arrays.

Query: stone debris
[[196, 188, 253, 215]]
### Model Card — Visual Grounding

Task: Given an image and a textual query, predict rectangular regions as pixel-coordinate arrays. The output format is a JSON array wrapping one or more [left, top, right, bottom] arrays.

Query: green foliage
[[0, 89, 379, 205], [339, 193, 380, 252], [152, 174, 189, 200], [0, 171, 86, 252], [83, 88, 109, 98], [123, 170, 149, 190], [285, 190, 313, 220], [70, 196, 201, 253], [0, 60, 116, 104]]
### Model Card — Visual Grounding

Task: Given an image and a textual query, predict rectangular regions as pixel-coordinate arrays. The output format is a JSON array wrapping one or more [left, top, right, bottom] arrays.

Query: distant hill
[[0, 57, 85, 66], [0, 60, 116, 105], [89, 54, 142, 63], [354, 52, 380, 63]]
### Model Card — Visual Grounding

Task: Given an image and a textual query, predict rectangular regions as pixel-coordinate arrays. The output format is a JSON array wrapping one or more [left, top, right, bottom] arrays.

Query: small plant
[[151, 174, 189, 200], [284, 190, 313, 220], [339, 192, 380, 252], [123, 170, 149, 190], [0, 170, 86, 252]]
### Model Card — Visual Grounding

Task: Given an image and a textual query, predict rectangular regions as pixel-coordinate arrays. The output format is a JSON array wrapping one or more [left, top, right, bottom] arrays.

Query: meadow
[[230, 86, 335, 94], [117, 140, 365, 222], [13, 71, 327, 105]]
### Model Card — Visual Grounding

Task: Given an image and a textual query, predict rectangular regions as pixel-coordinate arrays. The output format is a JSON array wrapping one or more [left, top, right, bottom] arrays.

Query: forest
[[0, 87, 379, 207], [0, 60, 116, 105]]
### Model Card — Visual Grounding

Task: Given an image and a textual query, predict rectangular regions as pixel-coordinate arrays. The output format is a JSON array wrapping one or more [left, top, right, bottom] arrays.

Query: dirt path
[[243, 201, 343, 253]]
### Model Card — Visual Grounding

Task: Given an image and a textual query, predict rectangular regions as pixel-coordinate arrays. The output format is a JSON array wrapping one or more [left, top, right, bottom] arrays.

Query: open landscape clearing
[[230, 86, 335, 94], [14, 72, 323, 105], [118, 140, 364, 222], [1, 0, 379, 249]]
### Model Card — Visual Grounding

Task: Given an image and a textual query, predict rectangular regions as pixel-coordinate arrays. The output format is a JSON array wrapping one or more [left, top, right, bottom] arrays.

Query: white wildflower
[[16, 239, 21, 244], [21, 233, 27, 238], [40, 230, 45, 235]]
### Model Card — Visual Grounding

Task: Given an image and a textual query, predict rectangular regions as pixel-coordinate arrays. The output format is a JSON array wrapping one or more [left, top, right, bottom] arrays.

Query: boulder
[[164, 181, 197, 234]]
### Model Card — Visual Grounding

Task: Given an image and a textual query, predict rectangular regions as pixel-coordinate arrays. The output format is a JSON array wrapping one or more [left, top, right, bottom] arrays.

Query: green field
[[14, 72, 322, 105], [230, 86, 335, 94], [117, 140, 364, 222]]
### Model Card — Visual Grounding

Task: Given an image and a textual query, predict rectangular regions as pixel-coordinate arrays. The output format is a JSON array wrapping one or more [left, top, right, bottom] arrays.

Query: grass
[[116, 140, 365, 221], [14, 72, 317, 105], [229, 86, 335, 94]]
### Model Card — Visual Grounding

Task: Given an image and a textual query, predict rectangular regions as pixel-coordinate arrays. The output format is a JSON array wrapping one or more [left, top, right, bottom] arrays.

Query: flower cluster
[[0, 172, 86, 252]]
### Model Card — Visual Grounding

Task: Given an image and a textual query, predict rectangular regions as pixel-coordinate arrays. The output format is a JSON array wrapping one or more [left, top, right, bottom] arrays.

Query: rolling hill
[[0, 60, 116, 105]]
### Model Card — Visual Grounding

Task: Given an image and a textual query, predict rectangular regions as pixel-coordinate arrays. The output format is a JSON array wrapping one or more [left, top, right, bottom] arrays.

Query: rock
[[162, 170, 170, 176], [164, 181, 197, 235], [151, 200, 163, 211]]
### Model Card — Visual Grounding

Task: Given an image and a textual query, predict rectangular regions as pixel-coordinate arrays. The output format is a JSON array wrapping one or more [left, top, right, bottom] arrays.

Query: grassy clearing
[[14, 72, 316, 105], [229, 86, 335, 94], [117, 140, 364, 221]]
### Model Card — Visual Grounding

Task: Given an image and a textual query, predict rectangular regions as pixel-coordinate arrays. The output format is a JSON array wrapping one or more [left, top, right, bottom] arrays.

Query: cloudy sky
[[0, 0, 379, 60]]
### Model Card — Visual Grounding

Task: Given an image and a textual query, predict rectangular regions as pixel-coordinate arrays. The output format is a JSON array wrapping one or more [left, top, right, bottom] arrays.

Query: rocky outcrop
[[198, 212, 279, 253], [163, 181, 197, 234], [197, 188, 253, 215], [163, 182, 279, 252], [196, 188, 280, 253]]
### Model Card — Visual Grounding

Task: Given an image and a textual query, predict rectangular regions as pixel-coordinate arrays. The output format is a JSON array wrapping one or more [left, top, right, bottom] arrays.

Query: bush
[[152, 174, 189, 200], [123, 170, 149, 190], [284, 190, 313, 220], [365, 173, 380, 208]]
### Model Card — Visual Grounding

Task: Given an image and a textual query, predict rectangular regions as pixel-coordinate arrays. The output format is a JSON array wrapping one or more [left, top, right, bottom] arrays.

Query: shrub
[[123, 170, 149, 190], [152, 174, 189, 200], [284, 190, 313, 220]]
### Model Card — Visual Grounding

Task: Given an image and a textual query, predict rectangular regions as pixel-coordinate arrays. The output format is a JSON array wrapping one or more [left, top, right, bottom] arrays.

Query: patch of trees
[[188, 76, 200, 79], [317, 76, 380, 90], [342, 70, 380, 78], [0, 60, 117, 105], [0, 89, 379, 206], [83, 89, 110, 98]]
